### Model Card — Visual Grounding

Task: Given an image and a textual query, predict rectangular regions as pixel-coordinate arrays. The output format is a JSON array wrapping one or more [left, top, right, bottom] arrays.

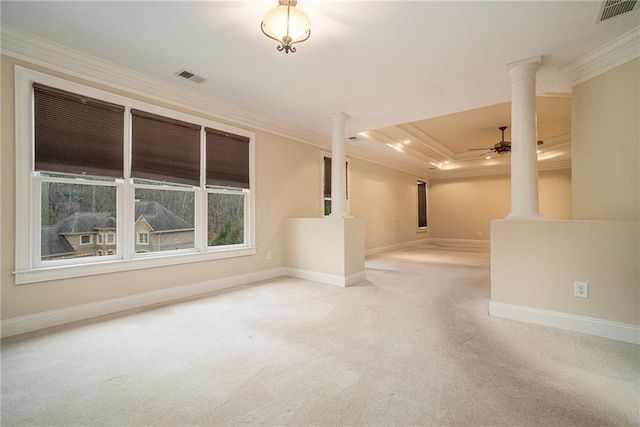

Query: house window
[[138, 231, 149, 245], [106, 232, 115, 245], [97, 250, 103, 256], [14, 67, 256, 284], [417, 180, 428, 230], [322, 155, 349, 216]]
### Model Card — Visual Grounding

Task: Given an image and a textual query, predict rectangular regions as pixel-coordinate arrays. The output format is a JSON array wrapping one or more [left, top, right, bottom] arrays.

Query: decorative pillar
[[328, 112, 350, 217], [506, 56, 543, 220]]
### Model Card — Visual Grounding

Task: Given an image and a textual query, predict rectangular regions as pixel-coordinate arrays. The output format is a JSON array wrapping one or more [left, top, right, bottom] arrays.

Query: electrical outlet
[[266, 250, 272, 260], [574, 281, 588, 298]]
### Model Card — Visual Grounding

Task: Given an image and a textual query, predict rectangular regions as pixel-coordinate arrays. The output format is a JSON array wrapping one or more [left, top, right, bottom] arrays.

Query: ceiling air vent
[[598, 0, 637, 22], [175, 69, 206, 84]]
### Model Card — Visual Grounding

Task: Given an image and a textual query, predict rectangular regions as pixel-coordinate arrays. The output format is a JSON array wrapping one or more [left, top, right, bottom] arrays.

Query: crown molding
[[563, 26, 640, 86], [0, 25, 329, 149], [429, 158, 571, 180]]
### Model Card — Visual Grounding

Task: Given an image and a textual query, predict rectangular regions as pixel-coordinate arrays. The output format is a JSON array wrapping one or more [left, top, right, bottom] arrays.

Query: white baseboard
[[489, 301, 640, 345], [366, 239, 430, 256], [428, 238, 490, 247], [1, 268, 285, 338], [283, 267, 367, 287]]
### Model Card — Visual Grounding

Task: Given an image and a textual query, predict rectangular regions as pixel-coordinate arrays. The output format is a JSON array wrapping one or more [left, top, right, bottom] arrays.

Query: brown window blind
[[33, 83, 125, 178], [131, 109, 201, 186], [323, 157, 348, 199], [206, 128, 250, 189], [417, 181, 428, 228]]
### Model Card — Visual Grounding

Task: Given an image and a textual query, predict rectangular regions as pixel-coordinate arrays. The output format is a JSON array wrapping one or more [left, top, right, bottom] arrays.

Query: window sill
[[14, 247, 257, 285]]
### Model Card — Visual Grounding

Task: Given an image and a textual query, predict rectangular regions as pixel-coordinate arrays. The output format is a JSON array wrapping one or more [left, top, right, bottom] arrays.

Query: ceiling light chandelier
[[261, 0, 311, 54]]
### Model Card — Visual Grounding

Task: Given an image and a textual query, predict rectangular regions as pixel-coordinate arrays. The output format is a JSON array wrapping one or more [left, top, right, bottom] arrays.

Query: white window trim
[[97, 233, 104, 244], [206, 187, 249, 249], [14, 66, 256, 285], [320, 151, 351, 217]]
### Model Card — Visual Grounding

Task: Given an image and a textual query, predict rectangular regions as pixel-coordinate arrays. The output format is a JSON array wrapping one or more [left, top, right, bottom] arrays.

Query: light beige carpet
[[2, 243, 639, 426]]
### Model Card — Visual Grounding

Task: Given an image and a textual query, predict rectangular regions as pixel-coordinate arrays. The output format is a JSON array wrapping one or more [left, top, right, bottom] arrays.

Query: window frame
[[417, 179, 429, 231], [320, 152, 350, 217], [14, 66, 256, 284]]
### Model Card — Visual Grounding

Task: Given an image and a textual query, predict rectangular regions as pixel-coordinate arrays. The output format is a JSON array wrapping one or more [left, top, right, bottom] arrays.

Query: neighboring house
[[42, 201, 194, 260]]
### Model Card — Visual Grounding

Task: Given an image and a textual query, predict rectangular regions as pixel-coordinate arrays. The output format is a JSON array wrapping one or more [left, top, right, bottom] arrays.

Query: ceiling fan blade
[[468, 148, 493, 151]]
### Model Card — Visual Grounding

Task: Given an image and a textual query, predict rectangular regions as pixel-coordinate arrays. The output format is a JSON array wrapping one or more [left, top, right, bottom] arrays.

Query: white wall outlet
[[574, 281, 588, 298], [266, 250, 272, 260]]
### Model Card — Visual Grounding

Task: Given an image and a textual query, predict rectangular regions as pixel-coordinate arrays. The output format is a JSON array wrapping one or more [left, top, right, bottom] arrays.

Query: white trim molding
[[365, 239, 430, 256], [563, 27, 640, 86], [489, 301, 640, 345], [284, 267, 367, 287], [1, 268, 286, 338], [428, 238, 490, 247]]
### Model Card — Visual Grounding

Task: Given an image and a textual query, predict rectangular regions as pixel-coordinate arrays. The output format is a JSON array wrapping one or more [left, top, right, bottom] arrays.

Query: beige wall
[[284, 217, 365, 278], [349, 157, 430, 250], [0, 55, 429, 321], [491, 220, 638, 325], [572, 58, 639, 220], [0, 56, 319, 319], [491, 58, 640, 327], [429, 169, 572, 240]]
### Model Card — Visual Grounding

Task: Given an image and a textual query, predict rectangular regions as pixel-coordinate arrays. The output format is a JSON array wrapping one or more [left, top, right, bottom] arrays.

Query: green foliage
[[324, 199, 332, 216], [210, 221, 243, 246]]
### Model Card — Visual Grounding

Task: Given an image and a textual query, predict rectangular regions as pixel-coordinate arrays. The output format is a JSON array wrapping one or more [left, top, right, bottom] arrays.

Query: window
[[322, 155, 349, 216], [206, 128, 249, 247], [138, 231, 149, 245], [14, 67, 256, 284], [106, 232, 115, 245], [417, 180, 428, 230]]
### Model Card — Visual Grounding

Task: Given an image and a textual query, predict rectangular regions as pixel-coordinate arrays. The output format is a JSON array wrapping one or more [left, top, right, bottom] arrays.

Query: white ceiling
[[1, 1, 639, 177]]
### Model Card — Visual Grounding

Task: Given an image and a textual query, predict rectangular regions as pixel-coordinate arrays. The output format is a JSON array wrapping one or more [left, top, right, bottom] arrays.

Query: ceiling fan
[[469, 126, 543, 156]]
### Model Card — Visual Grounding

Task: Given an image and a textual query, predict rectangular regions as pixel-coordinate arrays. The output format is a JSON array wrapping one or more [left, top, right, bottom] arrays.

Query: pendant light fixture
[[261, 0, 311, 54]]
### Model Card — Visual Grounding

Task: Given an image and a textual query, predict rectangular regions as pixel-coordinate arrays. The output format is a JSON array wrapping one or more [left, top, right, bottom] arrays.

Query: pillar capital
[[327, 112, 351, 122], [507, 56, 542, 81]]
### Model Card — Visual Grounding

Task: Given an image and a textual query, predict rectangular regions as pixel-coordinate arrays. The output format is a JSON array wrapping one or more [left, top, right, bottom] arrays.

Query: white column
[[328, 112, 350, 217], [506, 56, 543, 220]]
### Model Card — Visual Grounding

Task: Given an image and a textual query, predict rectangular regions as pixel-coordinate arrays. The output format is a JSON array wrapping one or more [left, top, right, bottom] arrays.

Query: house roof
[[41, 225, 75, 257], [43, 202, 193, 257], [57, 212, 116, 234], [135, 201, 193, 232], [55, 202, 193, 236]]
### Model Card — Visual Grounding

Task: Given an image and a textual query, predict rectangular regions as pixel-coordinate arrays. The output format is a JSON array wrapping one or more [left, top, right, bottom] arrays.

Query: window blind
[[131, 109, 201, 186], [205, 128, 250, 189], [418, 181, 427, 228], [33, 83, 125, 178]]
